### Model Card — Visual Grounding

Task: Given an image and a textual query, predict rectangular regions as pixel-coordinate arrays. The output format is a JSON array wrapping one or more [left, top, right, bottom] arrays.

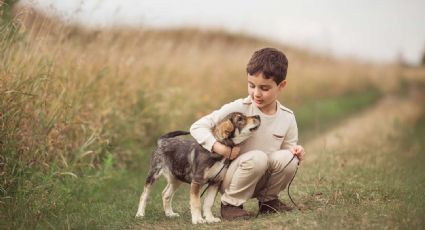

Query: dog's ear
[[214, 120, 234, 141]]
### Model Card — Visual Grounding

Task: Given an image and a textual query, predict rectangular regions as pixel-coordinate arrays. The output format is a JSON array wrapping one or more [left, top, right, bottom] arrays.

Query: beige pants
[[220, 149, 299, 206]]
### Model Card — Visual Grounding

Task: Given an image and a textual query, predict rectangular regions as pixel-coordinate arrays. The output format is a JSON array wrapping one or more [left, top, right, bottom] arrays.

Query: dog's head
[[213, 112, 261, 146]]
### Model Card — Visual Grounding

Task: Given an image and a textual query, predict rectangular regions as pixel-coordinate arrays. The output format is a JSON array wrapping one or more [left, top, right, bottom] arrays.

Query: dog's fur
[[135, 112, 261, 224]]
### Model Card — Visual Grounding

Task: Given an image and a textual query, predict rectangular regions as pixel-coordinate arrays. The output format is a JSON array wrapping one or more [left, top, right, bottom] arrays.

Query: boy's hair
[[246, 48, 288, 84]]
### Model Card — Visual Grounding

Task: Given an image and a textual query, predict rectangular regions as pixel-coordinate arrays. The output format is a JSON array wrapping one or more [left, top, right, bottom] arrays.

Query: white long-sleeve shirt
[[190, 96, 298, 154]]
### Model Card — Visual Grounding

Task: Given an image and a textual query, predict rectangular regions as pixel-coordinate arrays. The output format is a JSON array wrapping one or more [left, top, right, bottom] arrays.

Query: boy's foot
[[221, 203, 250, 220], [258, 199, 293, 214]]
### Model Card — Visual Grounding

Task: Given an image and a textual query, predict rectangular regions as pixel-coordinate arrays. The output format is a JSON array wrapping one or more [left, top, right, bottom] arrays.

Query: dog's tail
[[159, 130, 190, 140]]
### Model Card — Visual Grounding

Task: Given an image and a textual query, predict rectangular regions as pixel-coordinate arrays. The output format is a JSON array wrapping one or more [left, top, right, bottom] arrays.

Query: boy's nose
[[254, 88, 261, 97]]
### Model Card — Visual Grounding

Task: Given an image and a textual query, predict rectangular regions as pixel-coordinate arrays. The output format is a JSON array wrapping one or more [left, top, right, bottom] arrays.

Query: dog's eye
[[237, 116, 243, 122]]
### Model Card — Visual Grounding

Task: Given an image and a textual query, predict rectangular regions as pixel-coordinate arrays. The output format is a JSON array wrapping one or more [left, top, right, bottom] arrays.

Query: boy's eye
[[248, 83, 270, 91]]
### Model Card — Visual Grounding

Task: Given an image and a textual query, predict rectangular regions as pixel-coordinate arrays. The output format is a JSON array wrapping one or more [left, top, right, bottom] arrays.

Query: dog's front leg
[[190, 182, 205, 224], [203, 183, 221, 223]]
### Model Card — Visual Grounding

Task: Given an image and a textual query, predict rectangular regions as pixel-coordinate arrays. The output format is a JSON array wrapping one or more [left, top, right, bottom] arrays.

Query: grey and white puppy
[[135, 112, 261, 224]]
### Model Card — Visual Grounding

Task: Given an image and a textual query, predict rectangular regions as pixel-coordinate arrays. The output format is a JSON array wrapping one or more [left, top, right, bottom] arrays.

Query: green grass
[[1, 156, 145, 229]]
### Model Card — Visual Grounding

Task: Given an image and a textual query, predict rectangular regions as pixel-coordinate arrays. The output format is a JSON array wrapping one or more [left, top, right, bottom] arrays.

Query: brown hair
[[246, 48, 288, 84]]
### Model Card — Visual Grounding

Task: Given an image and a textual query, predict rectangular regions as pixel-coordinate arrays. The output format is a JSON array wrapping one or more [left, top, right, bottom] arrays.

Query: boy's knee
[[240, 150, 268, 174], [269, 150, 298, 171]]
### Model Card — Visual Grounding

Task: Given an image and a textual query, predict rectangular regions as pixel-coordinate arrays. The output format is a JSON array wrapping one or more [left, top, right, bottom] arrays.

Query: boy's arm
[[281, 115, 298, 150], [190, 99, 243, 152], [282, 115, 306, 161]]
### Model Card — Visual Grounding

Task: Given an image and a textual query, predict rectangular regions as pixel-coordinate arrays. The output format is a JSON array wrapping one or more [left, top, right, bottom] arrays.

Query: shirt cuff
[[203, 136, 217, 152]]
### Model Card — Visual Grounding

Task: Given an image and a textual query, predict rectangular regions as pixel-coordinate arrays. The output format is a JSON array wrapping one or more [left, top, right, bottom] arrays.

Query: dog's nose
[[254, 115, 261, 121]]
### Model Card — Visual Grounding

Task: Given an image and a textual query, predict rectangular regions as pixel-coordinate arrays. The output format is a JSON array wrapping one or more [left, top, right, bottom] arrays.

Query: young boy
[[190, 47, 305, 220]]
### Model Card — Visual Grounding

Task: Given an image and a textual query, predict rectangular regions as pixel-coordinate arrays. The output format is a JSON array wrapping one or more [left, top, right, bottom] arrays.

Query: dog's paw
[[192, 216, 206, 224], [205, 216, 221, 223], [165, 211, 180, 217], [135, 212, 144, 218]]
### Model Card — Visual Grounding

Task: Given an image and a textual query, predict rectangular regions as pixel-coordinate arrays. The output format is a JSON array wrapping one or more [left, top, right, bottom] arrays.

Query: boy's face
[[248, 73, 286, 114]]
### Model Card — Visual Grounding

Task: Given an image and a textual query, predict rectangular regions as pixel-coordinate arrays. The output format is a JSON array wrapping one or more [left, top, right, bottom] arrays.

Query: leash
[[287, 156, 300, 210], [256, 155, 300, 217], [200, 147, 232, 198]]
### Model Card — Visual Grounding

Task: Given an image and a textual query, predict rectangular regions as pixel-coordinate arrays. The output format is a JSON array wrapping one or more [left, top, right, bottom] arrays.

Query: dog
[[135, 112, 261, 224]]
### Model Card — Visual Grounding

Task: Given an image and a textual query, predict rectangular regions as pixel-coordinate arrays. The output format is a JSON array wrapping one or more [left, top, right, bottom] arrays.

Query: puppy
[[135, 112, 261, 224]]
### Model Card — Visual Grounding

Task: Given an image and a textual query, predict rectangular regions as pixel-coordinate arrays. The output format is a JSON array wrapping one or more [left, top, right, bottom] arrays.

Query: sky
[[20, 0, 425, 64]]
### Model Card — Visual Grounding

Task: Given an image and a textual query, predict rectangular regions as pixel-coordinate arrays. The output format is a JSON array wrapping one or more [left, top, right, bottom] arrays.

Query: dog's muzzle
[[249, 115, 261, 131]]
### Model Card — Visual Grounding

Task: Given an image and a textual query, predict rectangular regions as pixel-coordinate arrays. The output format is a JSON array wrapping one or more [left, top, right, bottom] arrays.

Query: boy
[[190, 47, 305, 220]]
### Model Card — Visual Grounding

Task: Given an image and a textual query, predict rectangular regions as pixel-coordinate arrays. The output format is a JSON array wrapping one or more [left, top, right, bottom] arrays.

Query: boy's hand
[[291, 145, 305, 161], [213, 142, 241, 160]]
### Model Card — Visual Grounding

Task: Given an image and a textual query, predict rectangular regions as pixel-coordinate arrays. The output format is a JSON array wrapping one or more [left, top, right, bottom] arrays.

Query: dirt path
[[304, 93, 423, 164]]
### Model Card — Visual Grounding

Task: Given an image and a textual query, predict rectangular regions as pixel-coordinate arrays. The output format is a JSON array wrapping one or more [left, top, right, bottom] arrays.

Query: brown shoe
[[258, 199, 293, 214], [221, 203, 250, 220]]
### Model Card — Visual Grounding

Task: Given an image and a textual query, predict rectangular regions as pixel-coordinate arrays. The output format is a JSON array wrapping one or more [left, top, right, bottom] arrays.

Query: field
[[1, 7, 425, 229]]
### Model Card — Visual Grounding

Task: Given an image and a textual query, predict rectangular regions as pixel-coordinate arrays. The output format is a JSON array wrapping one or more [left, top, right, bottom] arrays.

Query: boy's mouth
[[254, 99, 263, 104]]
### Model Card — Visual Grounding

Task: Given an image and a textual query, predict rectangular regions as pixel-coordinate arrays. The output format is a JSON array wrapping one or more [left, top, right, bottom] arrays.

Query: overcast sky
[[21, 0, 425, 64]]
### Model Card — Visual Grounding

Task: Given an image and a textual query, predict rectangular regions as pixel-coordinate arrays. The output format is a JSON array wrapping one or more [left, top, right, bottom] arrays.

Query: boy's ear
[[278, 80, 287, 91]]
